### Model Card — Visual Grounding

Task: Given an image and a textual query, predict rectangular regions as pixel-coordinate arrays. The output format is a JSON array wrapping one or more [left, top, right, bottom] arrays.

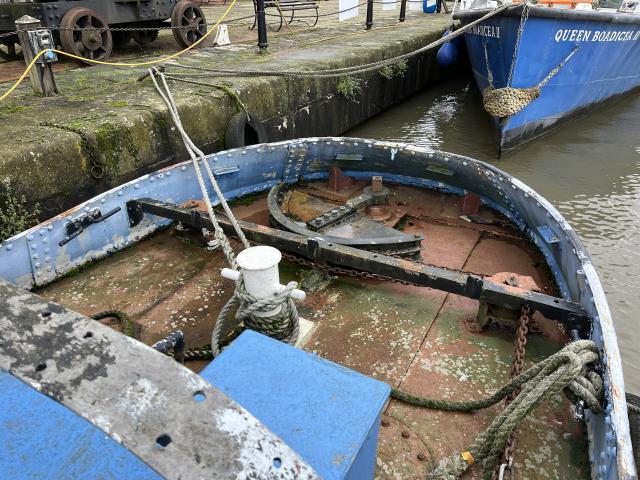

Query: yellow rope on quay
[[274, 0, 307, 44], [0, 0, 237, 102]]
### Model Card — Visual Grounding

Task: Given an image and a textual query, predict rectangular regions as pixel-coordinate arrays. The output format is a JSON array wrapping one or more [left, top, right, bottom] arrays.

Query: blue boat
[[453, 2, 640, 155], [0, 137, 638, 479]]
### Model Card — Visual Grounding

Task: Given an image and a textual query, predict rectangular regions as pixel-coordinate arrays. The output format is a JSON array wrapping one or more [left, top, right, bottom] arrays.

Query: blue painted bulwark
[[455, 5, 640, 154], [200, 330, 391, 480]]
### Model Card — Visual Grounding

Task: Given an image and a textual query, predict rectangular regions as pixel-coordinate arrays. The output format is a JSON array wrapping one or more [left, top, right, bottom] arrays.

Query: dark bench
[[251, 0, 319, 32]]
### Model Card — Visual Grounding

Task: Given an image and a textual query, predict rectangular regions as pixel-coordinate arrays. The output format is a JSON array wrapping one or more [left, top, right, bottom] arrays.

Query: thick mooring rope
[[210, 277, 300, 357], [392, 339, 603, 480], [149, 69, 300, 351]]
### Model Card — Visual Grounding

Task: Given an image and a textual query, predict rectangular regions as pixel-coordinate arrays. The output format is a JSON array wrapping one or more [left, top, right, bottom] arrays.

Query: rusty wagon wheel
[[131, 29, 160, 46], [171, 1, 208, 49], [0, 35, 22, 62], [60, 7, 113, 64]]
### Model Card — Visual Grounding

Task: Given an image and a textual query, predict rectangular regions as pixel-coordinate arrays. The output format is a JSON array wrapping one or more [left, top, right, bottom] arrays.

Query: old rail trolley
[[0, 0, 208, 63]]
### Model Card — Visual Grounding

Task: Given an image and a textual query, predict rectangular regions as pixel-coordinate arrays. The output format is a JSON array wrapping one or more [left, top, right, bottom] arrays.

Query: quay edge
[[0, 15, 452, 217]]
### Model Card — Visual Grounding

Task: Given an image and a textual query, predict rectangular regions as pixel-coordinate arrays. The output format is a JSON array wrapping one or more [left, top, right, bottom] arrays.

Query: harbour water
[[348, 75, 640, 393]]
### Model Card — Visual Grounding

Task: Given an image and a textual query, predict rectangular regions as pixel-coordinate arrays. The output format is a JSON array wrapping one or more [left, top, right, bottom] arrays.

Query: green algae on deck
[[303, 277, 447, 385], [381, 294, 589, 480]]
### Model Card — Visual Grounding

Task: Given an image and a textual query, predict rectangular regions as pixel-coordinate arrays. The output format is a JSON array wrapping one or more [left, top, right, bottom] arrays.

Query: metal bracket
[[59, 207, 122, 247], [283, 143, 307, 183], [306, 186, 390, 231], [537, 225, 560, 244], [27, 29, 57, 64], [267, 183, 423, 255], [0, 278, 319, 480]]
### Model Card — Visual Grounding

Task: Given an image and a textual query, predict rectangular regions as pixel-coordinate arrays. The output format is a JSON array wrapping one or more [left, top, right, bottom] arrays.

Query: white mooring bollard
[[221, 246, 305, 317]]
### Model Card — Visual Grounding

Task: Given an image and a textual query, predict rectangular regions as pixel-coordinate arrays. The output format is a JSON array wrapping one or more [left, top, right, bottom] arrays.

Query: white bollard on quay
[[221, 246, 305, 318]]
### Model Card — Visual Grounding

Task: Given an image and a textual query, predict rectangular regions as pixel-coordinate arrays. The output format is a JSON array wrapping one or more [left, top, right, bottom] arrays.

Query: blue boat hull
[[455, 6, 640, 155]]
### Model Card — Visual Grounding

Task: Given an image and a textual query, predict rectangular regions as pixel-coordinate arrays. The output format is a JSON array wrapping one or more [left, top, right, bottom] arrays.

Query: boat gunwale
[[0, 137, 634, 479], [453, 3, 640, 25]]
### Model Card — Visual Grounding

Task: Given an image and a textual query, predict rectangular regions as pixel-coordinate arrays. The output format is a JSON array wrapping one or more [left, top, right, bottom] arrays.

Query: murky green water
[[348, 76, 640, 393]]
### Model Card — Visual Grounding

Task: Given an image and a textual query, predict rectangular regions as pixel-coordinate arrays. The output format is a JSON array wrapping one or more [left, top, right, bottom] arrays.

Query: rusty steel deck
[[38, 182, 589, 479]]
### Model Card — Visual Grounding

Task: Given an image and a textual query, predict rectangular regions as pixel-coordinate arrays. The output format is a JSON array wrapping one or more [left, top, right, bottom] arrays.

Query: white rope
[[149, 69, 300, 351], [149, 68, 249, 267]]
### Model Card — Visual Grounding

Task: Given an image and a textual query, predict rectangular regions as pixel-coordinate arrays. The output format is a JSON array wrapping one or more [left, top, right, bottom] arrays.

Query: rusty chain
[[493, 306, 532, 480], [281, 250, 417, 285]]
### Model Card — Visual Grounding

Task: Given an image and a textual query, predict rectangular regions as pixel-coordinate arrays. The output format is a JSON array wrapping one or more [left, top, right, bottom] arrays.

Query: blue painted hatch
[[0, 372, 160, 479], [201, 330, 391, 480], [1, 330, 389, 479]]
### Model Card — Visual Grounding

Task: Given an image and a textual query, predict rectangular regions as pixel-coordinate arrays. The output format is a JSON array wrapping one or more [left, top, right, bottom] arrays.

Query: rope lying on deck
[[148, 68, 300, 353], [90, 310, 134, 338], [391, 339, 603, 480]]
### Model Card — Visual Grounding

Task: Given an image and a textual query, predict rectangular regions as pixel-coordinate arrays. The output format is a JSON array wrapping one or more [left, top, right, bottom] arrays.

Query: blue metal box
[[200, 330, 391, 480], [0, 330, 389, 479]]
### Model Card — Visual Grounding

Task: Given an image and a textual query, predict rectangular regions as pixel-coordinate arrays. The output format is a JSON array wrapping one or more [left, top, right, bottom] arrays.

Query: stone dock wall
[[0, 8, 452, 217]]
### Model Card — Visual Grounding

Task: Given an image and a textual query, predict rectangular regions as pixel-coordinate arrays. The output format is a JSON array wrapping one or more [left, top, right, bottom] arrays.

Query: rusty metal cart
[[0, 0, 207, 63]]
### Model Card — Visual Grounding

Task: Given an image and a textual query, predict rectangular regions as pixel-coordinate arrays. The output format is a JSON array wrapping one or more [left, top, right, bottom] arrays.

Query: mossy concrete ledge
[[0, 15, 452, 216]]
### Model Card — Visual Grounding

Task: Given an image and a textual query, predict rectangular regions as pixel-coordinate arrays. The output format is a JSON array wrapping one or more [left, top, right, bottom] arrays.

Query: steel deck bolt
[[417, 453, 426, 461], [401, 430, 410, 439], [381, 419, 390, 427]]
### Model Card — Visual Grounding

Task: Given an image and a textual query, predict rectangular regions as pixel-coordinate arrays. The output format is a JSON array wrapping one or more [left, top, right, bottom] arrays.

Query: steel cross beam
[[0, 278, 319, 480], [127, 199, 591, 335]]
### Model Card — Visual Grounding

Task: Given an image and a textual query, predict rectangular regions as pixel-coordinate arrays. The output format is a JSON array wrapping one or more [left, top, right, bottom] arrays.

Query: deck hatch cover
[[0, 278, 319, 480]]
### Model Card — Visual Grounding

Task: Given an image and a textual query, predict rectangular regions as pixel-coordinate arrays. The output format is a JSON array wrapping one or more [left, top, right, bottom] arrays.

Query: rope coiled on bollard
[[210, 276, 300, 358], [391, 340, 603, 480]]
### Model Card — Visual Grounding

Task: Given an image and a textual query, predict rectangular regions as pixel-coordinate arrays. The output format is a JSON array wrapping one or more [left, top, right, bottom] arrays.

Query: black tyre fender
[[627, 392, 640, 470], [224, 112, 268, 149]]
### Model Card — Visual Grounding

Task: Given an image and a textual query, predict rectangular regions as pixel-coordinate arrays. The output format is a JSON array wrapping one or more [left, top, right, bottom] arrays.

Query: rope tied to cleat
[[391, 335, 604, 480]]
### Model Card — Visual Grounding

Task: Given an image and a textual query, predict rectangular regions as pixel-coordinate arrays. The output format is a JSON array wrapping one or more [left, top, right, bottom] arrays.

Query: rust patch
[[379, 206, 408, 228], [463, 237, 556, 293], [404, 221, 480, 270], [328, 166, 355, 191], [487, 271, 541, 292], [282, 190, 336, 222], [300, 180, 367, 203], [462, 193, 481, 216]]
